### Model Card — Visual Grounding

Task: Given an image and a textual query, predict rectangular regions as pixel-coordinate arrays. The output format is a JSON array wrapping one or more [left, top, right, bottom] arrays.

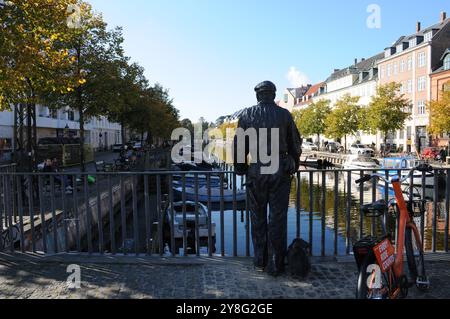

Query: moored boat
[[172, 186, 247, 203], [343, 155, 380, 175]]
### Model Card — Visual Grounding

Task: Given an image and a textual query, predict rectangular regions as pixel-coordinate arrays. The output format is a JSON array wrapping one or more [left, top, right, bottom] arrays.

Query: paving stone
[[0, 255, 449, 299]]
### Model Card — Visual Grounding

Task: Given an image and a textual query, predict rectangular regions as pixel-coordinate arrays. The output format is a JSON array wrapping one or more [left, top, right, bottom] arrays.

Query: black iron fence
[[0, 168, 448, 257]]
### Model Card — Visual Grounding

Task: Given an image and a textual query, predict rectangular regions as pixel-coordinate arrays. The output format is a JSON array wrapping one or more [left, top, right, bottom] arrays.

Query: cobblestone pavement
[[0, 254, 449, 299]]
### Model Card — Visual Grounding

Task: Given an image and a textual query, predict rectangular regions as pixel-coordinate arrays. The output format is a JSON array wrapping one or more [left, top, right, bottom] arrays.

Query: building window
[[424, 31, 432, 42], [407, 57, 412, 70], [399, 129, 405, 139], [387, 64, 392, 77], [400, 60, 405, 72], [68, 109, 75, 121], [444, 82, 450, 92], [444, 55, 450, 71], [418, 100, 426, 115], [399, 82, 405, 94], [417, 76, 426, 92], [284, 94, 288, 103], [50, 109, 58, 119], [409, 38, 417, 47], [418, 52, 426, 68], [393, 63, 398, 75], [407, 126, 412, 139], [407, 79, 413, 93], [380, 66, 385, 79]]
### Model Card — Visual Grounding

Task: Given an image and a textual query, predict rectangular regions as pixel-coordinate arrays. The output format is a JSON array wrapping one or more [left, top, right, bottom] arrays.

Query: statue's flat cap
[[254, 81, 277, 93]]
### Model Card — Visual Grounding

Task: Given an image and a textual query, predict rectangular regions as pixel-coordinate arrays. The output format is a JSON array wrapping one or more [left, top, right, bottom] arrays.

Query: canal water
[[211, 169, 448, 257], [101, 169, 447, 257]]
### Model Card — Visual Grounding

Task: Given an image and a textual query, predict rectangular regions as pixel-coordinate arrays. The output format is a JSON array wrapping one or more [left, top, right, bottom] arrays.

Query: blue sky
[[88, 0, 449, 123]]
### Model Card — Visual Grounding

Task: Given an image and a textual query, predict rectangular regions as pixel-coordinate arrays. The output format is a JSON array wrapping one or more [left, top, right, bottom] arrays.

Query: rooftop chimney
[[441, 11, 447, 23], [354, 58, 358, 65], [416, 21, 421, 32]]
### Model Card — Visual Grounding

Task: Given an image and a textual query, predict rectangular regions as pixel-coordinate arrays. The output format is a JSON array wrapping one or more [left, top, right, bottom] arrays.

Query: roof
[[384, 18, 450, 50], [286, 85, 311, 99], [432, 48, 450, 74], [304, 82, 325, 97], [326, 52, 384, 82], [440, 48, 450, 61]]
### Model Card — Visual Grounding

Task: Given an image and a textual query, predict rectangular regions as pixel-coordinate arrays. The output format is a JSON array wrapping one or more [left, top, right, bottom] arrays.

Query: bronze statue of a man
[[233, 81, 302, 276]]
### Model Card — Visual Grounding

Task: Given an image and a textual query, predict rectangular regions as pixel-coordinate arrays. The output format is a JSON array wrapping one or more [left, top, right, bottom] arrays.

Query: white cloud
[[286, 66, 310, 87]]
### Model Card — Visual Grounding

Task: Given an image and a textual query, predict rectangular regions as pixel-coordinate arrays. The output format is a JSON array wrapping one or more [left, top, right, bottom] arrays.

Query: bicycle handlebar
[[355, 163, 433, 185]]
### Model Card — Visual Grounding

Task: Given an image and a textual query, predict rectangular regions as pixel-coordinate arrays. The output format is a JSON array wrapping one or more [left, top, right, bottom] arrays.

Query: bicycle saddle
[[361, 199, 386, 217]]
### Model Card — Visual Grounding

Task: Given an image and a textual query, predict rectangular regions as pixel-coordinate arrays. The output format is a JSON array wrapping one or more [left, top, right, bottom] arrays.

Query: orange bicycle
[[353, 164, 432, 299]]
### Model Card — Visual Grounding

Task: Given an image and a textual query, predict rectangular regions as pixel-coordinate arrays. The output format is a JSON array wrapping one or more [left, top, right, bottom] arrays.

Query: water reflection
[[212, 169, 448, 256]]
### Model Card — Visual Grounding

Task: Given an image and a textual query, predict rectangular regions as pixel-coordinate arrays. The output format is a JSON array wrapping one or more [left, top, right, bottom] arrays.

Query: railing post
[[15, 176, 25, 252], [38, 176, 47, 254], [309, 171, 313, 255], [220, 173, 225, 257], [27, 175, 36, 253], [120, 175, 127, 255], [182, 174, 187, 257], [207, 174, 212, 257], [333, 171, 339, 256], [96, 175, 104, 254], [195, 174, 200, 256], [321, 171, 326, 257], [133, 174, 140, 255], [445, 169, 449, 253], [296, 171, 301, 238], [108, 175, 116, 254], [233, 173, 237, 257], [346, 171, 351, 255], [83, 176, 92, 254], [432, 170, 438, 253]]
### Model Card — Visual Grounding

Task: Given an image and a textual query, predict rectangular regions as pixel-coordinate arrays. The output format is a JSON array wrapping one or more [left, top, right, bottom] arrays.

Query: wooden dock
[[301, 151, 349, 168]]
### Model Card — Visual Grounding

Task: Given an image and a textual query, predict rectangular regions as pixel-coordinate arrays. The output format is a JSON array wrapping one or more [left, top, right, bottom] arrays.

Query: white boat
[[378, 157, 435, 188], [343, 155, 380, 175], [165, 201, 216, 242]]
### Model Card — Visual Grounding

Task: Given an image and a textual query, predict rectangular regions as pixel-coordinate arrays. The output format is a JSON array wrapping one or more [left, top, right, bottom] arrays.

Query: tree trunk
[[121, 120, 126, 149], [344, 135, 347, 153], [76, 42, 85, 172], [146, 130, 153, 146], [26, 103, 33, 172], [78, 103, 85, 172]]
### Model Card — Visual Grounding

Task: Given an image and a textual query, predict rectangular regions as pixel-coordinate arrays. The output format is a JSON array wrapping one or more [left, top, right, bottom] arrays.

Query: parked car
[[112, 144, 123, 152], [349, 144, 374, 156], [302, 142, 318, 151], [421, 147, 439, 160]]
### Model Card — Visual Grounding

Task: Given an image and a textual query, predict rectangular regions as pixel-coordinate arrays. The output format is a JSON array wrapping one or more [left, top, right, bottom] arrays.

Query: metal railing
[[0, 167, 448, 257]]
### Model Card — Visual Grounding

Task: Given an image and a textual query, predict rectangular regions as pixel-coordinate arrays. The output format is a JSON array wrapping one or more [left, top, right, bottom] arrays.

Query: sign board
[[373, 238, 395, 273]]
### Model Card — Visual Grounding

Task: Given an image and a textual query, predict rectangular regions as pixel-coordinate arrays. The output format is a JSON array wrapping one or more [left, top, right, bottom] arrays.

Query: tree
[[324, 94, 361, 151], [180, 118, 194, 134], [103, 60, 148, 148], [427, 88, 450, 140], [123, 84, 180, 146], [0, 0, 79, 170], [292, 99, 331, 144], [365, 83, 410, 152], [45, 2, 125, 171]]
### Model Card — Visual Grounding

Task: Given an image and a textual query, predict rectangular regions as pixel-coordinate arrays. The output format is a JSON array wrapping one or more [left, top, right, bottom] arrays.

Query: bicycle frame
[[390, 177, 423, 291]]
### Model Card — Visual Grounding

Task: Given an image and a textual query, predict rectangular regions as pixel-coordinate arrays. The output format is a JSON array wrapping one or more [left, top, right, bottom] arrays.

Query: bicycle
[[353, 163, 432, 299]]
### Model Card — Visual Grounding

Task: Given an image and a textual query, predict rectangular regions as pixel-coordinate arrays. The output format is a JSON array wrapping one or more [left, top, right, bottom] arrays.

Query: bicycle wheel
[[405, 226, 429, 291]]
